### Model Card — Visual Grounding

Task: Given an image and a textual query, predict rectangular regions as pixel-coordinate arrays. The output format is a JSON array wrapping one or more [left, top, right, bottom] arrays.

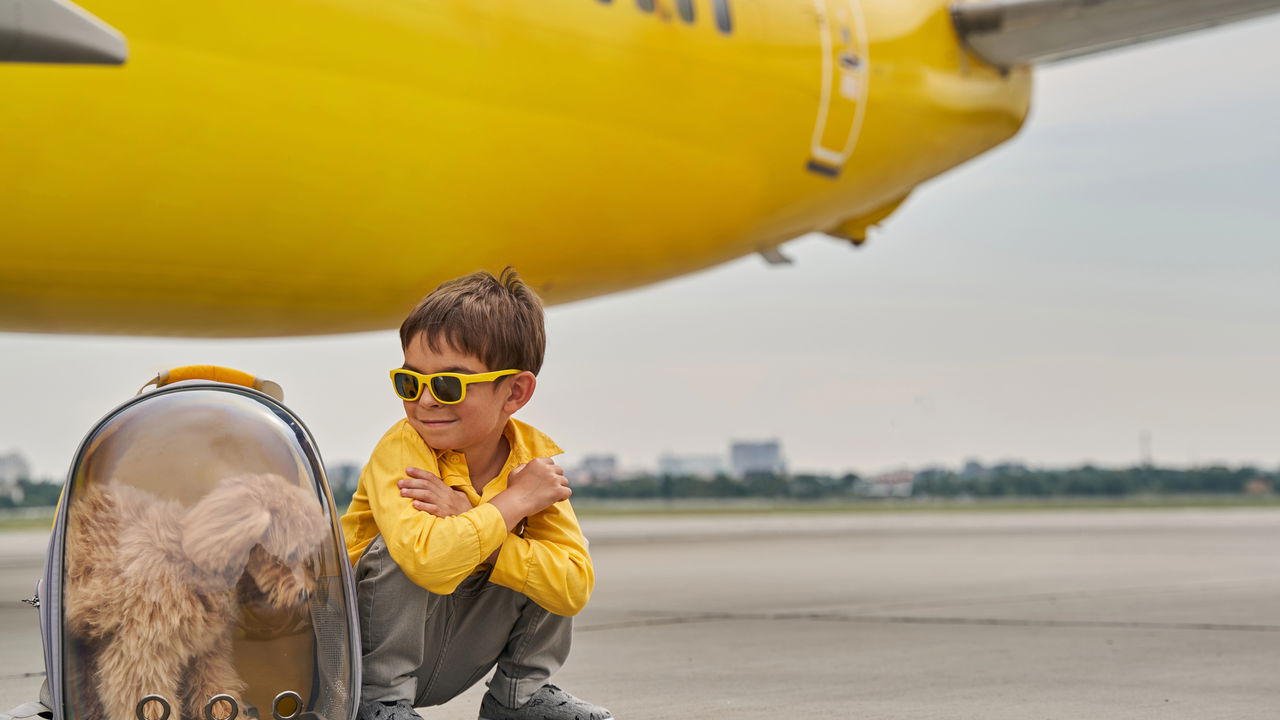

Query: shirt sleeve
[[363, 429, 508, 595], [488, 499, 594, 616]]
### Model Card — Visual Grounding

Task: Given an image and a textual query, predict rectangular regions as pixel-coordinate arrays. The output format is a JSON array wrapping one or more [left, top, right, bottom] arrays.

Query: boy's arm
[[396, 453, 588, 613], [489, 499, 594, 617], [362, 438, 508, 595]]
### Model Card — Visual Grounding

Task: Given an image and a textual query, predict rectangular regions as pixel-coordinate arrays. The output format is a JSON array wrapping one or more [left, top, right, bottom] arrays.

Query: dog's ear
[[181, 476, 273, 582], [257, 478, 329, 562]]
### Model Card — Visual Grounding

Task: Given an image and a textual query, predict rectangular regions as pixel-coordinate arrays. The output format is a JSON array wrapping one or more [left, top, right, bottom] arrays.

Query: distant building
[[729, 440, 785, 478], [1244, 478, 1273, 496], [0, 452, 30, 504], [574, 455, 619, 485], [858, 470, 914, 498], [991, 461, 1030, 475], [657, 453, 725, 479]]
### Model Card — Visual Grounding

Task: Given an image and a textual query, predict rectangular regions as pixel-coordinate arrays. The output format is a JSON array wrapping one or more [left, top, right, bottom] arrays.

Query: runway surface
[[4, 508, 1280, 719]]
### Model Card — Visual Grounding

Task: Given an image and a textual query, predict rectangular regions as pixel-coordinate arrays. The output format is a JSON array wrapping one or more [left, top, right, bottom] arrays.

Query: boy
[[339, 269, 611, 720]]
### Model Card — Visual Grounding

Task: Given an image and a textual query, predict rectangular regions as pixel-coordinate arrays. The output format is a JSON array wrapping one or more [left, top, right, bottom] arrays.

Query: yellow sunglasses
[[389, 368, 519, 404]]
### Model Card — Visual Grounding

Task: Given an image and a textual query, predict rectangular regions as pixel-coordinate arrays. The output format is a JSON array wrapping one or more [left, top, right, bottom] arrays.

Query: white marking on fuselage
[[809, 0, 870, 170]]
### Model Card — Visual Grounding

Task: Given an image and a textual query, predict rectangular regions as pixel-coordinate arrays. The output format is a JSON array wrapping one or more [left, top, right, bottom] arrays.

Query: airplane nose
[[0, 0, 127, 65]]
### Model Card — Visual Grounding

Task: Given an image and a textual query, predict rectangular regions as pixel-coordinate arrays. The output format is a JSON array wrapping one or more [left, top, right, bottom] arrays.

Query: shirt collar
[[503, 417, 564, 465]]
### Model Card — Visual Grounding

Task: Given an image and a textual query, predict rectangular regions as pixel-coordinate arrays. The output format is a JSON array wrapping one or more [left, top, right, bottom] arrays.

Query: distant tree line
[[571, 473, 860, 500], [911, 465, 1273, 498], [572, 465, 1277, 500], [4, 465, 1276, 509], [0, 478, 64, 509]]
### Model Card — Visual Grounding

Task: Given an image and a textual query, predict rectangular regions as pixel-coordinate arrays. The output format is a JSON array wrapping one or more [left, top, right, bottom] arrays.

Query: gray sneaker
[[357, 699, 424, 720], [479, 685, 612, 720]]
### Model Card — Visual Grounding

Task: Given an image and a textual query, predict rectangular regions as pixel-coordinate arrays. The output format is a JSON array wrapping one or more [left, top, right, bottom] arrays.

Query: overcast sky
[[3, 17, 1279, 480]]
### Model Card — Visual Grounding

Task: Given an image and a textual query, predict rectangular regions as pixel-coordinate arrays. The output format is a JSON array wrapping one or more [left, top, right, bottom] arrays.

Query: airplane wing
[[0, 0, 126, 64], [952, 0, 1280, 67]]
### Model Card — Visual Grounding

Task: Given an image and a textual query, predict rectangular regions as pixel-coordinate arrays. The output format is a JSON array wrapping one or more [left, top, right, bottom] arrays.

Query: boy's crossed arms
[[399, 457, 568, 525], [385, 457, 593, 617]]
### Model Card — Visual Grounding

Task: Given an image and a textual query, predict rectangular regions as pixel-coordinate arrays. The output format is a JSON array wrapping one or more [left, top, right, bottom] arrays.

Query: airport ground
[[4, 507, 1279, 719]]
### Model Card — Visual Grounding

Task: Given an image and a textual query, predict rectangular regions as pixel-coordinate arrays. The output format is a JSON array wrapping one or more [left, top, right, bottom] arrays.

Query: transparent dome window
[[54, 386, 357, 720]]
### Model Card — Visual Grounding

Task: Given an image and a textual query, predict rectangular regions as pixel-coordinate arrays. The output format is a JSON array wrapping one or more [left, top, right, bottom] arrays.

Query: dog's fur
[[64, 473, 329, 720]]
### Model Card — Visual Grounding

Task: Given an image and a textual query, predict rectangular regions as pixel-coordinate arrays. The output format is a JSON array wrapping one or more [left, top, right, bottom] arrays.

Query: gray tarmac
[[4, 509, 1280, 719]]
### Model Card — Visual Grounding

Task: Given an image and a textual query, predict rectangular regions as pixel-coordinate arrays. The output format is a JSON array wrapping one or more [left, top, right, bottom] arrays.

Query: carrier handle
[[138, 365, 284, 402]]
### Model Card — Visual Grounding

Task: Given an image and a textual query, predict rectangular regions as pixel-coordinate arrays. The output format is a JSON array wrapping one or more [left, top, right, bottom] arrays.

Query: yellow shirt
[[340, 417, 593, 617]]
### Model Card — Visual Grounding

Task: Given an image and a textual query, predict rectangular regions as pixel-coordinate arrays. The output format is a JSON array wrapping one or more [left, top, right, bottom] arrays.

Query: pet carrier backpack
[[24, 366, 360, 720]]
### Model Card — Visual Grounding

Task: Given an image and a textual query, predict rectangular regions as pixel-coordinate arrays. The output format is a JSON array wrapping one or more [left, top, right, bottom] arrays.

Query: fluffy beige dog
[[64, 473, 330, 720]]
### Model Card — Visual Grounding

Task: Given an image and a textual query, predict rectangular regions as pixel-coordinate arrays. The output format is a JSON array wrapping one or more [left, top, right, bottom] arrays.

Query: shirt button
[[448, 453, 462, 463]]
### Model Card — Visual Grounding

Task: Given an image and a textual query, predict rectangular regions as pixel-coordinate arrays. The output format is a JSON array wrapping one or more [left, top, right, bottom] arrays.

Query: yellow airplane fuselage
[[0, 0, 1029, 336]]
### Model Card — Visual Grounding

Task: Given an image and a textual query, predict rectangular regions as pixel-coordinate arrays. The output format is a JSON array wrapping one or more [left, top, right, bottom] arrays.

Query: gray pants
[[355, 536, 572, 709]]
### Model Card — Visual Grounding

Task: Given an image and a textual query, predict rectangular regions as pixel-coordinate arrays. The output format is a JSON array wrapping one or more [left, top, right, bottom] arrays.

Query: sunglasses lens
[[429, 375, 464, 403], [392, 372, 420, 401]]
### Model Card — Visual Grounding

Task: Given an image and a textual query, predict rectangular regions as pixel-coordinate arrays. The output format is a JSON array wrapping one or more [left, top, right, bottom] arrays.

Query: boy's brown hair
[[400, 267, 546, 375]]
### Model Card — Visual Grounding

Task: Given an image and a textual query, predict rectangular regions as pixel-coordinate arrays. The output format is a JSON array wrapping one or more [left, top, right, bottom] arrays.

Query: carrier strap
[[138, 365, 284, 401]]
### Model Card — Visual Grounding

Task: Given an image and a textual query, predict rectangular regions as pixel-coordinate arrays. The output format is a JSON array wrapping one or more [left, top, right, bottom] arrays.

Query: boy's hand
[[506, 457, 571, 514], [399, 467, 472, 517]]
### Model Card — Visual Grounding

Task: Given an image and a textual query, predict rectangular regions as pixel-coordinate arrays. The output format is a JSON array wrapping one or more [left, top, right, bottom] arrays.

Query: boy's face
[[400, 332, 535, 452]]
